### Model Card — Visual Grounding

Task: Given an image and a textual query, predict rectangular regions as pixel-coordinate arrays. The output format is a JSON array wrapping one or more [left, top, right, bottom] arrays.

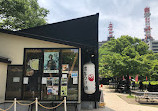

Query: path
[[82, 86, 158, 111]]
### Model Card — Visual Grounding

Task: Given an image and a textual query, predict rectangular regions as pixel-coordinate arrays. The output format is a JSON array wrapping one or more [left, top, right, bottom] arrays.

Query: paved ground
[[82, 86, 158, 111]]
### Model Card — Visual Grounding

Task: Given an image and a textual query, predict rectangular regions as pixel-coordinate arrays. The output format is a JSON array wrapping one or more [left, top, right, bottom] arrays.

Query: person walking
[[139, 81, 144, 91], [132, 81, 135, 90]]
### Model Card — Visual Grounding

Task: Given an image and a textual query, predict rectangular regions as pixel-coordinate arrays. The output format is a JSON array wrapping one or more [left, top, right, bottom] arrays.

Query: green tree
[[99, 35, 153, 93], [143, 53, 158, 81], [99, 35, 151, 77], [0, 0, 49, 30]]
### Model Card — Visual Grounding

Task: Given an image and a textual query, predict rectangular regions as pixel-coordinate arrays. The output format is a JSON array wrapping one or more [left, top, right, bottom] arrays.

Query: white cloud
[[38, 0, 158, 41]]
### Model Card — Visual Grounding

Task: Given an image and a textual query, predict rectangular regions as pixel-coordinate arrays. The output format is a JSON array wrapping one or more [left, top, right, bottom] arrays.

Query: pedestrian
[[132, 81, 135, 90], [139, 81, 144, 91]]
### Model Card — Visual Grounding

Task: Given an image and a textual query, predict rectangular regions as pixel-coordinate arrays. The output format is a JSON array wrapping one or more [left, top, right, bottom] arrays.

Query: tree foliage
[[99, 35, 156, 79], [0, 0, 49, 30]]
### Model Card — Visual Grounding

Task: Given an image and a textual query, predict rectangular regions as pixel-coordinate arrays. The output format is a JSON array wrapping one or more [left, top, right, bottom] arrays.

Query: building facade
[[98, 41, 107, 48], [0, 14, 99, 111], [149, 40, 158, 53]]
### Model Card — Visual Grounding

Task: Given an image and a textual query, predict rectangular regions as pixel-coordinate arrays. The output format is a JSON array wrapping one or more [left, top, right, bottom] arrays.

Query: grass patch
[[143, 81, 158, 85], [135, 81, 158, 85], [127, 95, 135, 98]]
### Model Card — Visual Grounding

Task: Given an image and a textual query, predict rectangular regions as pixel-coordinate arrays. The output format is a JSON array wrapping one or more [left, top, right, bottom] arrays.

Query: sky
[[38, 0, 158, 42]]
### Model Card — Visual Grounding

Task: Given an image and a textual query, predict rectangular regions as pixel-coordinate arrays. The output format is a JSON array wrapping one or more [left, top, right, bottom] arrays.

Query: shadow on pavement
[[105, 106, 115, 111], [81, 106, 115, 111], [139, 102, 158, 105]]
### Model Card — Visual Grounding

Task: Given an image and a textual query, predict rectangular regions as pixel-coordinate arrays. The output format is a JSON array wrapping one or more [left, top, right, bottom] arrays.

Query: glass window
[[23, 49, 42, 100], [41, 49, 79, 101], [41, 49, 60, 100], [5, 65, 23, 100], [22, 48, 79, 101], [61, 49, 79, 101]]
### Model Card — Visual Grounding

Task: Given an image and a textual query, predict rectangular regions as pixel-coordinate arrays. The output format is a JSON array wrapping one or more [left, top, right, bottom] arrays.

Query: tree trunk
[[126, 74, 131, 95]]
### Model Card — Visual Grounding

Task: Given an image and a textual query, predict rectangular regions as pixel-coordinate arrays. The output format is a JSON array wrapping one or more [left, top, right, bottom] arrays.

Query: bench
[[135, 92, 158, 102]]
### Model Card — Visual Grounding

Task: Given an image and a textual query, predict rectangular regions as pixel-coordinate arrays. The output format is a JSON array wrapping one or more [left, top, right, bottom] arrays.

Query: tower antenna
[[107, 22, 114, 41], [144, 0, 153, 42]]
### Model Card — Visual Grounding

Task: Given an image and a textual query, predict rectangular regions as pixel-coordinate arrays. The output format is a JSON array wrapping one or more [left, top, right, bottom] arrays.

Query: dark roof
[[19, 13, 99, 48], [0, 13, 99, 48], [0, 56, 11, 64]]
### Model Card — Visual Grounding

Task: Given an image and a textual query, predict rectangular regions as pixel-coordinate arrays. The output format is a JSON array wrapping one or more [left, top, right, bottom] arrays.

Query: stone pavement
[[81, 86, 158, 111]]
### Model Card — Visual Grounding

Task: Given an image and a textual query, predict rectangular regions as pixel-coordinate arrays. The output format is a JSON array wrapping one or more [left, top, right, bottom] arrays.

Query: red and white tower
[[107, 22, 114, 41], [144, 7, 153, 42]]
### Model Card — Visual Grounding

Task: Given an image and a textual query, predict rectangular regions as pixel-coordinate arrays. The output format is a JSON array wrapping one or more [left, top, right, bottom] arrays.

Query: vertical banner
[[61, 86, 67, 96], [135, 75, 138, 82], [44, 52, 59, 73]]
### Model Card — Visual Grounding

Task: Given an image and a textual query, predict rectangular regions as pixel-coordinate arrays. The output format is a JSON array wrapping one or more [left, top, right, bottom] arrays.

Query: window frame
[[5, 65, 23, 100], [22, 48, 80, 102]]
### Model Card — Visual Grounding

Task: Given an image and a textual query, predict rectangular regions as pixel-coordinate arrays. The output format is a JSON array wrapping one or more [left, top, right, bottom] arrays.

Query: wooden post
[[35, 98, 38, 111], [14, 98, 16, 111], [64, 97, 67, 111]]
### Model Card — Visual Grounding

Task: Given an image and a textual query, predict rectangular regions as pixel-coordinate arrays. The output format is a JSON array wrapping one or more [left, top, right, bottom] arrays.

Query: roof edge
[[0, 56, 11, 64], [0, 28, 97, 48], [19, 13, 99, 32]]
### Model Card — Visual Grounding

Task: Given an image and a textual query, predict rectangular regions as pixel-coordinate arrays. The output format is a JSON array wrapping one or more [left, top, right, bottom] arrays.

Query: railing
[[135, 91, 158, 102], [0, 97, 67, 111]]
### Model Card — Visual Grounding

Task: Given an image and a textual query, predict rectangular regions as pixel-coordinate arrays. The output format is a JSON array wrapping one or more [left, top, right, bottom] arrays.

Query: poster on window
[[71, 71, 78, 78], [23, 77, 29, 84], [61, 78, 67, 85], [47, 86, 59, 95], [62, 64, 69, 73], [61, 86, 67, 96], [29, 59, 39, 70], [44, 52, 59, 73], [47, 77, 59, 86], [47, 77, 53, 86], [26, 59, 39, 76], [13, 77, 20, 83], [52, 86, 59, 95], [52, 77, 59, 85], [62, 74, 67, 78], [42, 77, 47, 84], [73, 77, 78, 84], [47, 86, 53, 95]]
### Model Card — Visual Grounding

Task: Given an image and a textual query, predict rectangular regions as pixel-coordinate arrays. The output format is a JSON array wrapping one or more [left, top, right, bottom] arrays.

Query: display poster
[[44, 52, 59, 73], [42, 77, 47, 84], [52, 77, 59, 85], [47, 77, 59, 86], [71, 71, 78, 78], [26, 59, 39, 76], [23, 77, 28, 84], [73, 77, 78, 84], [29, 59, 39, 70], [47, 86, 53, 95], [26, 60, 34, 76], [13, 77, 20, 83], [47, 86, 59, 95], [47, 77, 53, 86], [61, 86, 67, 96], [62, 64, 69, 73], [61, 78, 67, 85], [52, 86, 59, 95], [62, 74, 67, 78]]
